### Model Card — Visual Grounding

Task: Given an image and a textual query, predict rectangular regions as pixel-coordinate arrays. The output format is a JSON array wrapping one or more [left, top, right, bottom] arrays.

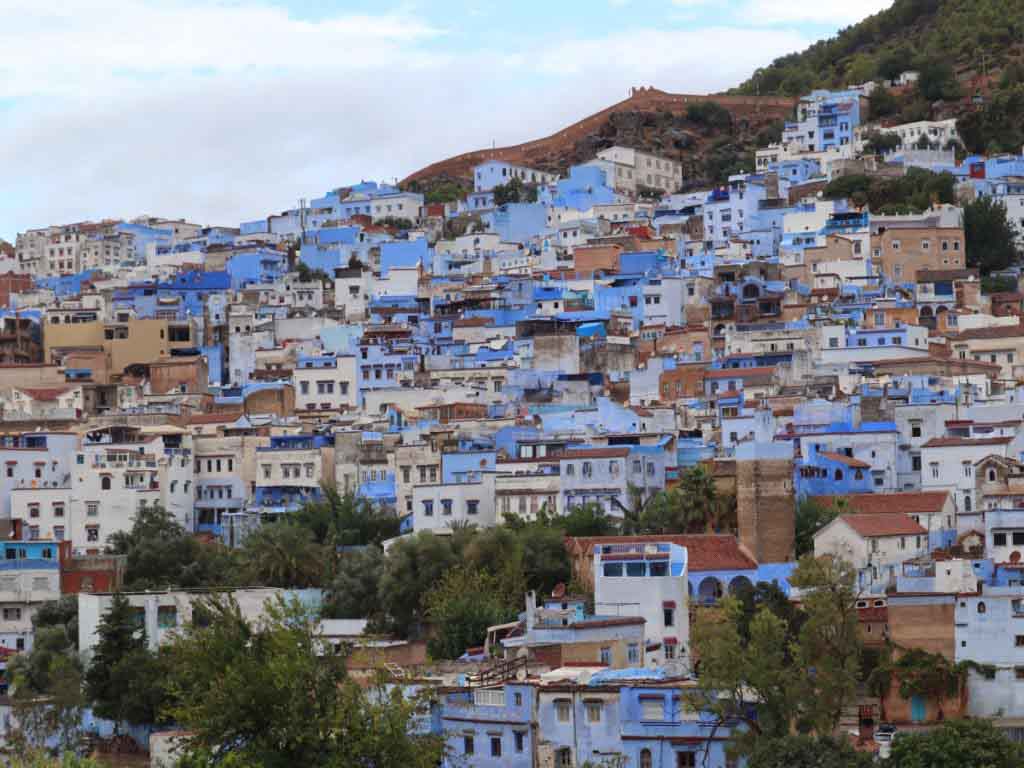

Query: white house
[[813, 513, 928, 594], [594, 541, 689, 670]]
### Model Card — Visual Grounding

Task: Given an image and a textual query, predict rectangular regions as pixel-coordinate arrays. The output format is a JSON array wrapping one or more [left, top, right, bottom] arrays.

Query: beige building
[[595, 146, 682, 195], [43, 317, 197, 379]]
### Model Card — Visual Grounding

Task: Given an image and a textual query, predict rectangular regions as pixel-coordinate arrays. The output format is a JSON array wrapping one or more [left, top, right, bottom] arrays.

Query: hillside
[[733, 0, 1024, 153], [402, 88, 795, 200], [735, 0, 1023, 96]]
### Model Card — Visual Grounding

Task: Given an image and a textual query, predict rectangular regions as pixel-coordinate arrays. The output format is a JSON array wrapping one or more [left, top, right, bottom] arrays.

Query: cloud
[[739, 0, 894, 25], [0, 1, 815, 237]]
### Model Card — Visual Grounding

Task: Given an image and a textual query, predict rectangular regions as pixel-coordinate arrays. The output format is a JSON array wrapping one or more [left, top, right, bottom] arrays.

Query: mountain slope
[[402, 89, 794, 198], [735, 0, 1024, 96]]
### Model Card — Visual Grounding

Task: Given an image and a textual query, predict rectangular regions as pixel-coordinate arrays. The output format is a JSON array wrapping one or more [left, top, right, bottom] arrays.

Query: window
[[640, 749, 653, 768], [603, 562, 623, 577], [628, 642, 640, 664], [640, 697, 664, 721], [930, 462, 940, 479], [582, 461, 593, 478], [585, 701, 602, 723], [463, 735, 474, 755], [466, 500, 479, 515], [995, 533, 1008, 546], [565, 464, 575, 477], [677, 754, 697, 768], [556, 748, 573, 768], [555, 699, 571, 723], [490, 736, 502, 757], [1014, 532, 1024, 546], [87, 502, 98, 517], [1016, 667, 1024, 681], [978, 602, 987, 614], [600, 646, 612, 665], [54, 526, 64, 541], [2, 608, 22, 621], [422, 500, 433, 517], [514, 692, 523, 707], [101, 476, 111, 490], [441, 499, 453, 516], [514, 732, 525, 753], [664, 607, 675, 627]]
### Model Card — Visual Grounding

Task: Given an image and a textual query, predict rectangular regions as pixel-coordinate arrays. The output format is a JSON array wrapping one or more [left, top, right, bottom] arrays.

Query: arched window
[[835, 469, 844, 481], [978, 602, 987, 614], [989, 469, 997, 482], [640, 749, 652, 768], [964, 495, 972, 512], [101, 476, 111, 491]]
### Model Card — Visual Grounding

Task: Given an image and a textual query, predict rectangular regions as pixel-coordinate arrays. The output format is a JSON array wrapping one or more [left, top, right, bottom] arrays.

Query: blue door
[[911, 695, 926, 723]]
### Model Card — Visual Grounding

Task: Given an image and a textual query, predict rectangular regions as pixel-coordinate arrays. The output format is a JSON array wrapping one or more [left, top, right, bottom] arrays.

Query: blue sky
[[0, 0, 892, 240]]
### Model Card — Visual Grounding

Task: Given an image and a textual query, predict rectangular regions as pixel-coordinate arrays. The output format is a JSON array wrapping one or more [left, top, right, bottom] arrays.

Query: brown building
[[0, 272, 32, 309], [43, 317, 198, 381], [0, 315, 42, 364], [872, 222, 966, 282], [572, 244, 623, 276], [736, 449, 794, 563], [990, 291, 1024, 318], [657, 361, 707, 401]]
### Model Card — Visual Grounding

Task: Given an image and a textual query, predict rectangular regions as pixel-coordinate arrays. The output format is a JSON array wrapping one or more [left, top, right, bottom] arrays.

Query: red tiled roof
[[568, 535, 757, 571], [840, 513, 927, 538], [818, 451, 871, 469], [705, 366, 776, 380], [922, 436, 1012, 448], [559, 448, 631, 460], [949, 325, 1024, 341], [18, 387, 73, 401], [812, 491, 950, 516]]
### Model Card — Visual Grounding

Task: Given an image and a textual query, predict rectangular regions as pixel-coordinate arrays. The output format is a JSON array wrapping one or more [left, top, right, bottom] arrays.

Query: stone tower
[[736, 442, 795, 563]]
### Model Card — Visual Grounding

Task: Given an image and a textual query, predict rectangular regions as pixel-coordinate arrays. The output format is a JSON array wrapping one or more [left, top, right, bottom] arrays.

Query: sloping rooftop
[[840, 513, 927, 538], [812, 491, 949, 515], [568, 534, 757, 571]]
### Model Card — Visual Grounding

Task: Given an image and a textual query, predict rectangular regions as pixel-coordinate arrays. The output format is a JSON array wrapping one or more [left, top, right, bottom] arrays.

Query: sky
[[0, 0, 893, 240]]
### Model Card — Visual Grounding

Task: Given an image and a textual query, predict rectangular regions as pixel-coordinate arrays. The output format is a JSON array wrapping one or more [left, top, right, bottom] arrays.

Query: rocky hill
[[402, 88, 795, 200]]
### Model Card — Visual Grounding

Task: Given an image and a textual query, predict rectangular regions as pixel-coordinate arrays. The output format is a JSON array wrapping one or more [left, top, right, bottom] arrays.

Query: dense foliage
[[689, 556, 861, 754], [823, 167, 956, 213], [964, 196, 1020, 274], [887, 718, 1024, 767], [746, 735, 874, 768], [165, 596, 444, 767]]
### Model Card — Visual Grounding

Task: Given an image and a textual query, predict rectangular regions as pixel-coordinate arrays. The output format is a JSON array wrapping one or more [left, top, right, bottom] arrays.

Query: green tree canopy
[[964, 196, 1019, 275], [747, 735, 874, 768], [888, 718, 1024, 768], [165, 595, 443, 767]]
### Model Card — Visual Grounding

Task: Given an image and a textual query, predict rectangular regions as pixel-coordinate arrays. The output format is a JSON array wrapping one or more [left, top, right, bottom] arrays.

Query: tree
[[916, 59, 961, 102], [888, 718, 1024, 768], [788, 555, 861, 735], [165, 595, 443, 767], [561, 503, 619, 537], [372, 532, 458, 638], [868, 86, 900, 119], [493, 177, 538, 206], [237, 521, 328, 588], [83, 593, 167, 728], [964, 196, 1019, 274], [862, 130, 902, 156], [8, 637, 86, 752], [747, 735, 874, 768], [294, 261, 330, 285], [422, 565, 516, 659], [323, 546, 384, 619], [293, 487, 400, 547], [108, 505, 237, 590], [794, 497, 842, 557], [690, 555, 862, 755]]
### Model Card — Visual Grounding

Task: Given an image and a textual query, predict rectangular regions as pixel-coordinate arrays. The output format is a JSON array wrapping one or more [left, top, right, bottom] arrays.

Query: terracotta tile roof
[[840, 513, 927, 538], [812, 491, 950, 515], [17, 387, 74, 401], [559, 448, 631, 460], [567, 534, 758, 571], [922, 436, 1013, 448], [453, 317, 494, 328], [817, 451, 872, 469], [949, 325, 1024, 341], [705, 366, 776, 380]]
